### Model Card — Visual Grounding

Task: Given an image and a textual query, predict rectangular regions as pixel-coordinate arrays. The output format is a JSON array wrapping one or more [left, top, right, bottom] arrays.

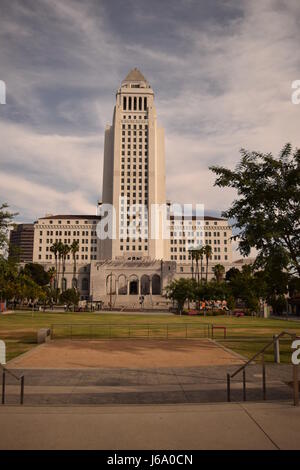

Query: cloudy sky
[[1, 0, 299, 229]]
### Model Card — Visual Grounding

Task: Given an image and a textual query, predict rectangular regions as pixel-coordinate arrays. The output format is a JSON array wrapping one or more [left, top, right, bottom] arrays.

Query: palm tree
[[199, 247, 204, 284], [50, 242, 60, 290], [204, 244, 212, 282], [194, 249, 200, 285], [61, 244, 70, 292], [212, 264, 225, 283], [70, 240, 79, 289], [56, 241, 65, 291], [47, 267, 56, 287], [188, 248, 195, 280]]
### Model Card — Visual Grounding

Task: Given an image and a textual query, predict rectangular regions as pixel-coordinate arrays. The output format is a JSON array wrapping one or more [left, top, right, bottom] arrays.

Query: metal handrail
[[0, 363, 24, 405], [227, 330, 299, 405], [51, 322, 212, 339]]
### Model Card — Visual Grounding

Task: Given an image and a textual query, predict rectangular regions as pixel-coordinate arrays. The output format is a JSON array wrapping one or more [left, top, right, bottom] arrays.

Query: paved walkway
[[3, 363, 295, 405], [1, 402, 300, 449], [8, 339, 242, 369]]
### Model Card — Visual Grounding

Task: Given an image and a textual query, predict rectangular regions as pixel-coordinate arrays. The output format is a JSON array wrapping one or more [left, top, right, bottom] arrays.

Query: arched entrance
[[118, 274, 127, 295], [129, 275, 139, 295], [152, 274, 161, 295], [141, 275, 150, 295], [106, 274, 116, 295]]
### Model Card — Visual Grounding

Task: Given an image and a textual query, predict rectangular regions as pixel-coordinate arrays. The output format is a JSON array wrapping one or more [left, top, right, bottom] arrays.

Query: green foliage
[[268, 295, 287, 315], [165, 264, 270, 314], [212, 264, 225, 283], [0, 203, 18, 252], [225, 267, 240, 282], [226, 265, 262, 312], [210, 144, 300, 276], [165, 278, 196, 313], [59, 288, 80, 307], [22, 263, 51, 287], [288, 276, 300, 298]]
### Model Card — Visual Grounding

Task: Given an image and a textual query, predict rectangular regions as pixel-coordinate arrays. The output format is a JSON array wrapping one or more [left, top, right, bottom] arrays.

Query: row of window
[[40, 230, 97, 236], [121, 151, 148, 157], [122, 137, 147, 143], [120, 246, 148, 251], [170, 238, 228, 245], [38, 254, 97, 261], [39, 238, 97, 244], [170, 231, 227, 237], [122, 130, 147, 136], [54, 278, 89, 291], [170, 254, 228, 261], [45, 220, 97, 225], [170, 246, 227, 253], [122, 124, 148, 130], [123, 96, 147, 111], [40, 246, 97, 253], [171, 221, 227, 227], [122, 115, 145, 120]]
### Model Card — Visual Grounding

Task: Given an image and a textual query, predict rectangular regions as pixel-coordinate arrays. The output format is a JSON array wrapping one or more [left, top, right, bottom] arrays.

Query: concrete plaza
[[1, 402, 300, 450]]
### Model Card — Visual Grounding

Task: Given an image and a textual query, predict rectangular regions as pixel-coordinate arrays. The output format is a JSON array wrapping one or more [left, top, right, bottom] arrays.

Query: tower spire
[[123, 68, 147, 82]]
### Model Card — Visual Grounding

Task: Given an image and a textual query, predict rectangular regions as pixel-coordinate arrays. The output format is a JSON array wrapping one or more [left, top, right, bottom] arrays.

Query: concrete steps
[[1, 364, 295, 406]]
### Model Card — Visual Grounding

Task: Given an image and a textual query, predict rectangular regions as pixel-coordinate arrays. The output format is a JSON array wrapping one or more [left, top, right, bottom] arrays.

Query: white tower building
[[100, 68, 166, 261]]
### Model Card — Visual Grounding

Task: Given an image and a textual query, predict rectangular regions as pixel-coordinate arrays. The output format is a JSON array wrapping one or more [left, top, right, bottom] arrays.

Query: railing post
[[262, 354, 266, 400], [293, 364, 299, 407], [20, 376, 24, 405], [2, 370, 5, 405], [243, 369, 246, 401], [227, 373, 231, 402], [273, 335, 280, 363]]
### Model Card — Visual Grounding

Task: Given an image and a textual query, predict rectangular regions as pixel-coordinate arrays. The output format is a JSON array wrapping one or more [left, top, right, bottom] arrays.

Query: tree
[[70, 240, 79, 288], [254, 255, 289, 315], [188, 247, 204, 285], [60, 244, 70, 292], [0, 203, 17, 254], [50, 242, 60, 289], [204, 245, 212, 282], [212, 264, 225, 283], [225, 267, 240, 282], [0, 257, 18, 302], [210, 144, 300, 276], [47, 267, 56, 287], [60, 288, 80, 310], [56, 241, 65, 290], [165, 278, 195, 314], [22, 263, 51, 287], [226, 265, 262, 313]]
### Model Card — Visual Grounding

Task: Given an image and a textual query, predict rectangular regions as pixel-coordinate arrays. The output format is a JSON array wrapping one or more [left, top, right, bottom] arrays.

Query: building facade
[[9, 223, 34, 263], [31, 69, 234, 306], [100, 68, 166, 261], [32, 215, 100, 299]]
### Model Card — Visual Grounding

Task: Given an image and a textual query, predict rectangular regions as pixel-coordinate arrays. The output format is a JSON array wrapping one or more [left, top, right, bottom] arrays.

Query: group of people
[[199, 300, 228, 311]]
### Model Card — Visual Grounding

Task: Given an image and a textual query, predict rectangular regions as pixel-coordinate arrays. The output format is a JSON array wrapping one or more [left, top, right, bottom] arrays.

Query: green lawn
[[1, 310, 299, 362]]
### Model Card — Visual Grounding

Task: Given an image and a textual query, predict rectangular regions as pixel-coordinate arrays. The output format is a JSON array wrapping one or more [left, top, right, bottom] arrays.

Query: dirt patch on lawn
[[8, 339, 244, 369]]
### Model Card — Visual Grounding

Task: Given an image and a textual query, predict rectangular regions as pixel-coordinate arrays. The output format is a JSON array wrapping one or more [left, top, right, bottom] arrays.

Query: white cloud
[[0, 0, 299, 242]]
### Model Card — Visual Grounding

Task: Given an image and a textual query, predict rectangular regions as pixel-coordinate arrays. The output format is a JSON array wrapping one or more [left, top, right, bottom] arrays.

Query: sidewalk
[[3, 364, 294, 405], [1, 402, 300, 449]]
